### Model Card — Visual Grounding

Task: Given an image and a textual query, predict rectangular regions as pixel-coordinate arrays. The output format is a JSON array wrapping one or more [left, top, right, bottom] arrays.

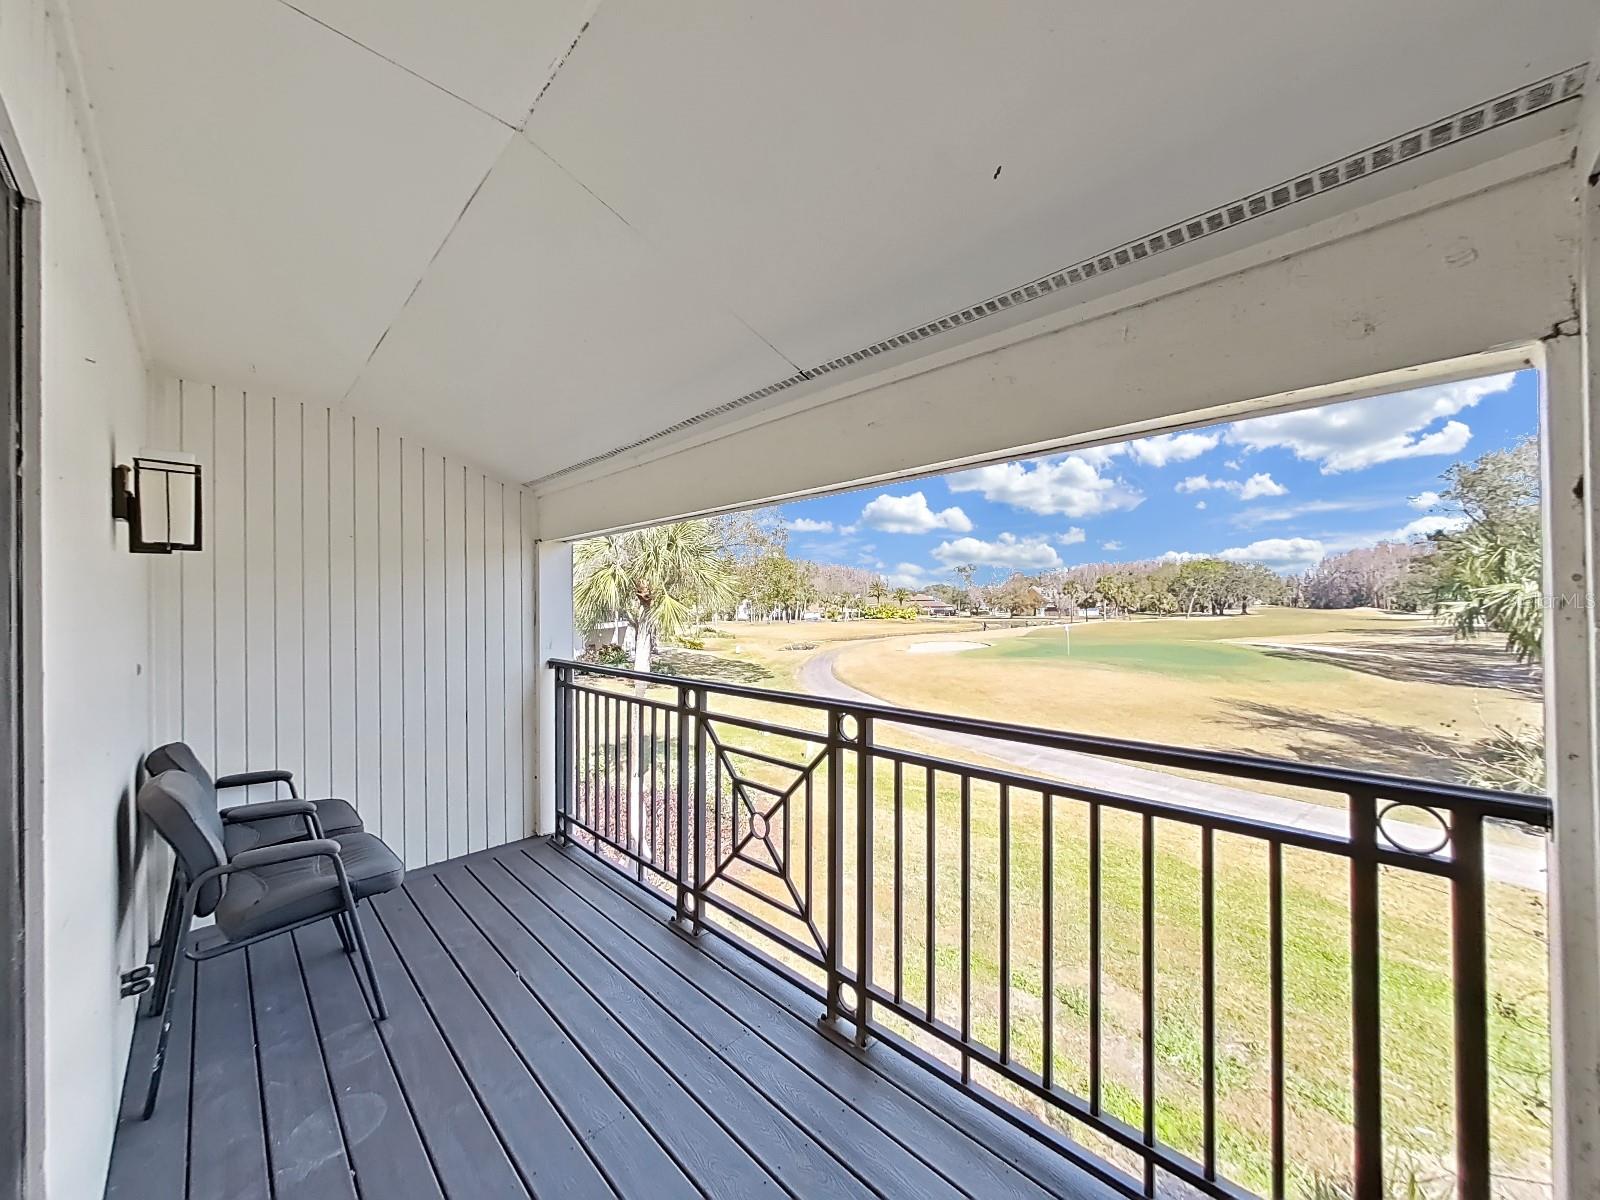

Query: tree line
[[573, 435, 1544, 672]]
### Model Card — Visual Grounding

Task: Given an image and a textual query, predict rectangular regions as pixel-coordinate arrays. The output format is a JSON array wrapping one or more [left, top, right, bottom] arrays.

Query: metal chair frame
[[139, 832, 387, 1120]]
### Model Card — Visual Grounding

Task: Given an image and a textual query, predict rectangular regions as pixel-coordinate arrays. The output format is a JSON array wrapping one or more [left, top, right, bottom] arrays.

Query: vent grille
[[528, 64, 1587, 488]]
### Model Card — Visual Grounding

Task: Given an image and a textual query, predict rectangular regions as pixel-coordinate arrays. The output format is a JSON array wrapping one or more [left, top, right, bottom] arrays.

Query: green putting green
[[969, 624, 1337, 682]]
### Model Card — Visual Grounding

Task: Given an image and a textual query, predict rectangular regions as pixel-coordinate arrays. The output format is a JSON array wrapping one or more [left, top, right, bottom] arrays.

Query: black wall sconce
[[112, 456, 203, 554]]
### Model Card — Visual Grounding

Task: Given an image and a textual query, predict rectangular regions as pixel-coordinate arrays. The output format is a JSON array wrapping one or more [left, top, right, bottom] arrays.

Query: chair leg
[[140, 924, 189, 1120], [345, 903, 388, 1022], [142, 868, 185, 1019], [334, 911, 355, 955]]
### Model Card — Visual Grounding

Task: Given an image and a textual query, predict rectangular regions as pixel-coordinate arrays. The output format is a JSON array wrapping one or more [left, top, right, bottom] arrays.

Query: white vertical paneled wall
[[150, 376, 538, 868], [1, 1, 154, 1195]]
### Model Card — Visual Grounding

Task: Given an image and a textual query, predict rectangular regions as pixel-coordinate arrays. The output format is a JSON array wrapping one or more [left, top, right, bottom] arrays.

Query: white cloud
[[1218, 537, 1327, 573], [932, 533, 1062, 571], [1176, 472, 1286, 500], [886, 562, 932, 589], [1158, 538, 1326, 573], [1101, 540, 1123, 551], [1238, 473, 1288, 500], [859, 491, 972, 535], [1056, 526, 1086, 545], [1126, 431, 1221, 467], [1313, 513, 1472, 556], [948, 454, 1143, 518], [1408, 490, 1442, 510], [1158, 539, 1325, 573], [789, 517, 833, 533], [1225, 373, 1514, 473], [1396, 513, 1469, 539], [1224, 459, 1242, 471], [1195, 501, 1207, 510], [1230, 496, 1395, 529], [1071, 444, 1125, 468]]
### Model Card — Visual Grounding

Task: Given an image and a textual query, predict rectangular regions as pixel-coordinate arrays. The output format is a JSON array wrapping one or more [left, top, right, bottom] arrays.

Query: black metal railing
[[549, 659, 1551, 1200]]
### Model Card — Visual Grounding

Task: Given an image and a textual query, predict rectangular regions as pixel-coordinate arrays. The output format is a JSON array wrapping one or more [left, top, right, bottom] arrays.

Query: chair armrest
[[215, 769, 298, 798], [219, 799, 316, 822], [226, 838, 343, 872]]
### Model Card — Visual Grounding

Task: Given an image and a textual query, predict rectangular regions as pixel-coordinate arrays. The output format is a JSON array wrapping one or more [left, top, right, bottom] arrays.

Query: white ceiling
[[64, 0, 1594, 483]]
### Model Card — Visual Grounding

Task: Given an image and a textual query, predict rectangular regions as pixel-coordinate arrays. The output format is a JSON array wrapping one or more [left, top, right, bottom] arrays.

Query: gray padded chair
[[141, 741, 378, 1019], [144, 740, 364, 851], [135, 769, 401, 1119]]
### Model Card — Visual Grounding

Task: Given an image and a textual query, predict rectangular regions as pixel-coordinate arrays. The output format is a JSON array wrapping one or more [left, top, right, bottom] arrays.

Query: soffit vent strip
[[528, 64, 1587, 488]]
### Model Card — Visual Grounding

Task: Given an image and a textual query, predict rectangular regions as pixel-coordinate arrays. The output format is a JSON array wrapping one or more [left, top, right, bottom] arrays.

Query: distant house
[[906, 592, 957, 616]]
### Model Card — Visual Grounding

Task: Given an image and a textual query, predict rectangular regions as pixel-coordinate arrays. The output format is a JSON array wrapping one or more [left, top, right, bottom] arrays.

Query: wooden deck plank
[[106, 837, 1116, 1200], [527, 848, 1062, 1197], [492, 850, 968, 1199], [369, 884, 613, 1199], [439, 864, 785, 1197], [404, 871, 696, 1200], [360, 899, 528, 1198], [476, 854, 882, 1200], [536, 842, 1109, 1200], [247, 936, 358, 1200], [293, 921, 444, 1200], [105, 957, 196, 1200], [187, 953, 271, 1200]]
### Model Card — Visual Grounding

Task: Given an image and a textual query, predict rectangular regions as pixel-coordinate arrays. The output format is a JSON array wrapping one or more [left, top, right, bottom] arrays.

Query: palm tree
[[868, 577, 888, 604], [892, 587, 912, 605], [574, 521, 738, 682], [573, 521, 737, 856], [1433, 525, 1542, 661]]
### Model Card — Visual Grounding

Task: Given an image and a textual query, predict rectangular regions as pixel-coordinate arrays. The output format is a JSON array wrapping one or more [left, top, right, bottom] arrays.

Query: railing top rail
[[549, 658, 1551, 826]]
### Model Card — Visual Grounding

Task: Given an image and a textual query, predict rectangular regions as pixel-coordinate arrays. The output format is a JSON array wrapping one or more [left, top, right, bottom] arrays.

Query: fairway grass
[[582, 608, 1550, 1192], [828, 609, 1541, 788], [573, 703, 1550, 1195]]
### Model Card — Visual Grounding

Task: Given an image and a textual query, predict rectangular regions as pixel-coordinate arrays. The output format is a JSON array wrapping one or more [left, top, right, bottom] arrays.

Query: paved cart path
[[797, 643, 1547, 891]]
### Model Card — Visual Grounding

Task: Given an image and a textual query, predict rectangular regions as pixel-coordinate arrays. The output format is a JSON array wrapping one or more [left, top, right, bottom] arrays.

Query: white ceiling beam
[[536, 150, 1578, 539]]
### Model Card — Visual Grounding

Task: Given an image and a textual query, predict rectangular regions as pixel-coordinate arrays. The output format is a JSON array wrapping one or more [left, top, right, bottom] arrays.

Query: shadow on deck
[[105, 837, 1113, 1199]]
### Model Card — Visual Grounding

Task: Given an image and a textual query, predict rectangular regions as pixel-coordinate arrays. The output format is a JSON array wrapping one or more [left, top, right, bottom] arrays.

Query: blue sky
[[774, 369, 1540, 588]]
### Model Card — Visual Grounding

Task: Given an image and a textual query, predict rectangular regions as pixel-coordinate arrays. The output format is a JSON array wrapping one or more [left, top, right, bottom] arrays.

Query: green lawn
[[578, 611, 1550, 1195], [575, 682, 1550, 1197], [975, 628, 1336, 682]]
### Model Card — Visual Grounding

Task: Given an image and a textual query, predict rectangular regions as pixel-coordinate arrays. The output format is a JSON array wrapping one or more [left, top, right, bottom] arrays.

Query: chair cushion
[[212, 831, 403, 942], [145, 742, 214, 789], [138, 770, 229, 917], [335, 831, 405, 900], [221, 798, 364, 856], [214, 855, 344, 940]]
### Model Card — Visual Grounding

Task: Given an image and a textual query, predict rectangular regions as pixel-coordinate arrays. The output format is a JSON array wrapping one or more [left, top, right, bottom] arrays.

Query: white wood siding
[[0, 0, 159, 1193], [150, 377, 537, 868]]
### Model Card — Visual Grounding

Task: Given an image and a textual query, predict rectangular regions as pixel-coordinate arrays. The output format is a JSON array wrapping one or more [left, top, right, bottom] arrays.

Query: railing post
[[823, 706, 846, 1029], [1451, 806, 1490, 1200], [855, 713, 874, 1048], [673, 682, 693, 927], [1349, 789, 1384, 1199], [691, 687, 707, 935], [550, 665, 570, 845]]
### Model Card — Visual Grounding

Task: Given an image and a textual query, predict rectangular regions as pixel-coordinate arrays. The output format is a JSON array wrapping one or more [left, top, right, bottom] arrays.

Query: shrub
[[1456, 721, 1544, 794], [860, 604, 917, 620], [781, 642, 817, 651], [581, 643, 629, 668]]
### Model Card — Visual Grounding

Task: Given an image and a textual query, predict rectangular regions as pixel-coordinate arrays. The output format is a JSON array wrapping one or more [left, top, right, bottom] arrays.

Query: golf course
[[584, 608, 1550, 1195]]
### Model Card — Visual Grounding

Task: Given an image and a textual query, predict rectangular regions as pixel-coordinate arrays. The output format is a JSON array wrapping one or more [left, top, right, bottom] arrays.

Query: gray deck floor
[[105, 836, 1113, 1200]]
